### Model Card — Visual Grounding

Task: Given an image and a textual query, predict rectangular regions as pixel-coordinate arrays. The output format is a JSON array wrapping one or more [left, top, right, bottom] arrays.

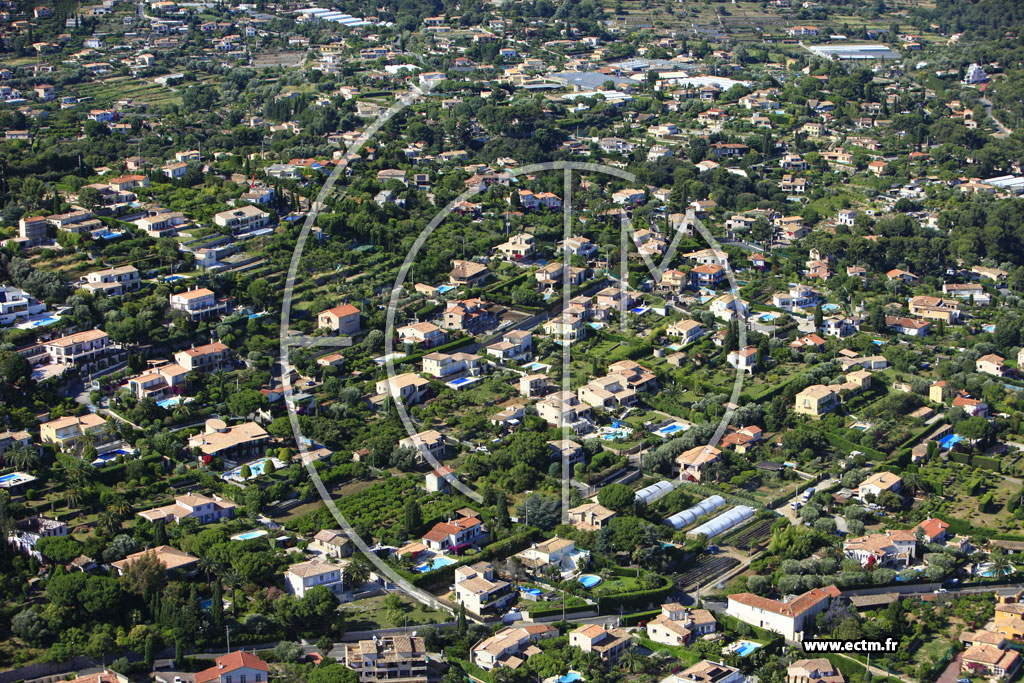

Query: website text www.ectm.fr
[[802, 639, 899, 653]]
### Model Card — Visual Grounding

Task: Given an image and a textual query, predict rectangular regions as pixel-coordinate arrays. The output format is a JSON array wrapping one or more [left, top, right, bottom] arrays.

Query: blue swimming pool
[[26, 316, 61, 328], [734, 640, 762, 657], [414, 556, 456, 573], [164, 275, 185, 282], [558, 673, 583, 683], [939, 434, 962, 449], [759, 313, 778, 321], [578, 574, 602, 589], [656, 423, 686, 437], [450, 377, 474, 386], [233, 529, 268, 541], [222, 459, 271, 481], [157, 397, 181, 409], [437, 285, 456, 294], [631, 306, 649, 314], [822, 304, 839, 312], [521, 587, 542, 596], [93, 230, 123, 240], [0, 473, 20, 483]]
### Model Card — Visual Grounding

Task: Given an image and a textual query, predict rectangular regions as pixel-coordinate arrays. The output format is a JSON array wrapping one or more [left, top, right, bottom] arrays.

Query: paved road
[[980, 96, 1013, 138]]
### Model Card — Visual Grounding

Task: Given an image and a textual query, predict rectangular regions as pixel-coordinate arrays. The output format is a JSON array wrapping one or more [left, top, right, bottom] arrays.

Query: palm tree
[[220, 569, 241, 616], [618, 647, 644, 674], [64, 482, 86, 510], [97, 509, 122, 536], [345, 555, 371, 591], [197, 553, 222, 588], [989, 549, 1011, 579], [110, 495, 132, 519], [8, 443, 39, 471]]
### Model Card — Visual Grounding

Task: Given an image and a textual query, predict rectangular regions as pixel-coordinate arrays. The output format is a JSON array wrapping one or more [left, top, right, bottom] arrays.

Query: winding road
[[980, 96, 1013, 138]]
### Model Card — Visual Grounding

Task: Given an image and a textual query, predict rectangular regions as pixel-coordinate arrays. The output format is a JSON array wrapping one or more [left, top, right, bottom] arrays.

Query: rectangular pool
[[414, 556, 456, 573]]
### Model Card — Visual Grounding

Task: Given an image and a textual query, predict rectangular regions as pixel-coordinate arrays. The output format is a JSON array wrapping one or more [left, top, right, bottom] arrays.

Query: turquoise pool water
[[578, 574, 602, 588], [157, 396, 181, 408], [656, 423, 687, 437], [559, 673, 582, 683], [734, 640, 762, 657], [414, 556, 456, 573], [233, 529, 268, 541], [521, 587, 542, 596]]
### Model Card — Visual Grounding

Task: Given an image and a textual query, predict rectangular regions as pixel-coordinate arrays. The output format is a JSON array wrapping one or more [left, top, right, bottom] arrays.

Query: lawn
[[339, 593, 448, 630]]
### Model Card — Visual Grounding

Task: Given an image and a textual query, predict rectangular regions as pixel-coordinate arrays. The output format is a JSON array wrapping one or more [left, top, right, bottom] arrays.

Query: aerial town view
[[4, 0, 1024, 682]]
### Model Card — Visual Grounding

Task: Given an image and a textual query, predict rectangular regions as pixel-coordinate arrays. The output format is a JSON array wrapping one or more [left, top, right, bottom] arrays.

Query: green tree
[[404, 499, 423, 537], [597, 483, 634, 512]]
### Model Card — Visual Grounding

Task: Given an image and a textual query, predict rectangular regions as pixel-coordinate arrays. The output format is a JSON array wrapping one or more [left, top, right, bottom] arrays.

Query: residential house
[[727, 346, 758, 374], [787, 659, 844, 683], [187, 419, 269, 464], [0, 285, 46, 326], [398, 429, 447, 462], [397, 322, 447, 349], [667, 320, 706, 346], [842, 530, 917, 568], [674, 445, 721, 482], [194, 652, 269, 683], [82, 266, 141, 296], [40, 413, 107, 449], [569, 625, 631, 663], [726, 585, 841, 641], [174, 342, 230, 373], [909, 296, 959, 324], [111, 546, 198, 576], [375, 373, 431, 405], [454, 561, 514, 617], [857, 472, 902, 500], [647, 603, 716, 646], [285, 558, 348, 598], [794, 385, 840, 417], [536, 391, 592, 433], [567, 503, 616, 531], [43, 329, 121, 372], [449, 260, 490, 287], [977, 354, 1006, 377], [996, 590, 1024, 639], [962, 644, 1020, 680], [471, 624, 558, 670], [485, 330, 532, 363], [421, 351, 481, 379], [421, 510, 485, 552], [126, 363, 188, 400], [169, 288, 232, 320], [441, 298, 495, 333], [668, 660, 747, 683], [318, 304, 361, 334], [309, 529, 353, 559], [886, 316, 929, 336], [137, 494, 236, 525]]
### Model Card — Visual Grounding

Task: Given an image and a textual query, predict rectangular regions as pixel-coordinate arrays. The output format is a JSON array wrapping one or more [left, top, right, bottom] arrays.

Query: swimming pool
[[558, 673, 583, 683], [631, 306, 649, 315], [655, 423, 688, 437], [92, 230, 123, 240], [164, 275, 186, 282], [589, 322, 605, 330], [733, 640, 763, 657], [414, 556, 457, 573], [523, 362, 548, 372], [0, 472, 35, 487], [578, 574, 602, 589], [221, 458, 282, 481], [232, 529, 269, 541], [437, 285, 456, 294], [22, 316, 61, 328], [938, 434, 962, 449], [521, 587, 542, 596], [599, 425, 633, 441], [822, 303, 840, 312], [446, 376, 481, 390], [157, 396, 181, 409]]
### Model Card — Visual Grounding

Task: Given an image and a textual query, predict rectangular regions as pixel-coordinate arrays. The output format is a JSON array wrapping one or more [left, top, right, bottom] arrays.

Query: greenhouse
[[664, 495, 727, 530], [634, 480, 675, 505], [687, 505, 755, 539]]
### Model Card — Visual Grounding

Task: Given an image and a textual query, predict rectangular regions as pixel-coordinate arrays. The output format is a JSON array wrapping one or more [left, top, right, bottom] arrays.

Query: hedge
[[523, 602, 595, 619], [821, 653, 903, 683], [394, 335, 475, 367], [622, 608, 662, 626], [596, 574, 673, 613], [448, 655, 492, 683]]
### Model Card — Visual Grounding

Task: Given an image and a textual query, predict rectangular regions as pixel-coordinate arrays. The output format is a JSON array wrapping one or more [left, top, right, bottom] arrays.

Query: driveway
[[935, 651, 964, 683]]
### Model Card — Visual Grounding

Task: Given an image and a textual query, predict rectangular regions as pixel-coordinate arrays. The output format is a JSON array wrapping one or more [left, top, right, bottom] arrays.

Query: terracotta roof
[[195, 651, 269, 683], [729, 585, 839, 617]]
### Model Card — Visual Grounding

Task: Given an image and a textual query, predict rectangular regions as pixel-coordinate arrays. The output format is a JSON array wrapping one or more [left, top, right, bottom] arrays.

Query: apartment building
[[19, 215, 49, 246], [44, 329, 122, 372], [169, 288, 233, 320], [82, 265, 141, 296], [536, 391, 592, 433], [794, 385, 840, 417], [341, 636, 428, 683]]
